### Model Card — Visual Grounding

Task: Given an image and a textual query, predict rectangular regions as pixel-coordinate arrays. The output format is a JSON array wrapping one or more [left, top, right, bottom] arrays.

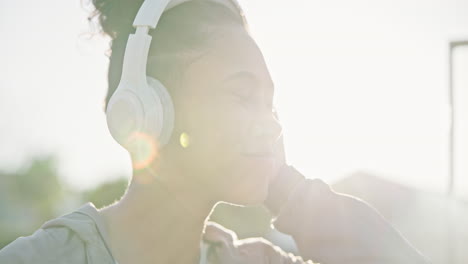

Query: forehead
[[181, 27, 273, 95]]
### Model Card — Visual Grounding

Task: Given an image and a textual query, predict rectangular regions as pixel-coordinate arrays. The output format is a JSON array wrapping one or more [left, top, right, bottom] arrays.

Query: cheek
[[173, 99, 247, 180], [190, 100, 249, 160], [177, 98, 274, 203], [203, 103, 275, 202]]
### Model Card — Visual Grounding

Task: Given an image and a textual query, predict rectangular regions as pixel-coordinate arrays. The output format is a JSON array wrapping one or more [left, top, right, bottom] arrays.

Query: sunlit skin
[[99, 26, 283, 264], [125, 131, 159, 171]]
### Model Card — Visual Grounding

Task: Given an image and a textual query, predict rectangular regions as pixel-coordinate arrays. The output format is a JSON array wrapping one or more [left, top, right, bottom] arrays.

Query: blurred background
[[1, 0, 467, 263]]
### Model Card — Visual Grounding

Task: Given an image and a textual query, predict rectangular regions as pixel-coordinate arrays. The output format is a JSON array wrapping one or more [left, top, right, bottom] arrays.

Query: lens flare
[[124, 131, 159, 171], [180, 132, 190, 148]]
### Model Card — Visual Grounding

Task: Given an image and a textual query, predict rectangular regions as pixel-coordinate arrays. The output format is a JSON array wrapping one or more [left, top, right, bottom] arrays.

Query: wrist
[[264, 165, 305, 216]]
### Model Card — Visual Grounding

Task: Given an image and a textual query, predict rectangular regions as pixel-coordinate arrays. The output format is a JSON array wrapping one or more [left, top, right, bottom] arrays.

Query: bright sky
[[453, 45, 468, 198], [1, 0, 467, 195]]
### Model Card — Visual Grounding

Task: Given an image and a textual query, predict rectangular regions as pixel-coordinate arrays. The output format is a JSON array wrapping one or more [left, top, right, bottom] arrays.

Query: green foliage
[[0, 155, 129, 249], [81, 178, 128, 209], [0, 156, 64, 249]]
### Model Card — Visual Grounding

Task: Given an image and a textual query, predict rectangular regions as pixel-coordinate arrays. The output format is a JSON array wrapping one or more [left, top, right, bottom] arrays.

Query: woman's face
[[165, 26, 282, 205]]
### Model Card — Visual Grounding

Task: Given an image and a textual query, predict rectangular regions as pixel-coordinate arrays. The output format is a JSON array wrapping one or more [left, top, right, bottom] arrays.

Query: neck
[[100, 166, 217, 264]]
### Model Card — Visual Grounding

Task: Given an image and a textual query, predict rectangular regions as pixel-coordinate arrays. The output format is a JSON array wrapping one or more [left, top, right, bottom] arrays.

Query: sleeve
[[203, 221, 317, 263], [264, 165, 431, 264], [235, 237, 315, 264], [0, 227, 87, 264]]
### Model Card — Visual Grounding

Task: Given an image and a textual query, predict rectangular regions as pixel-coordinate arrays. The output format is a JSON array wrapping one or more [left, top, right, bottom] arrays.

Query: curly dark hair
[[87, 0, 248, 110]]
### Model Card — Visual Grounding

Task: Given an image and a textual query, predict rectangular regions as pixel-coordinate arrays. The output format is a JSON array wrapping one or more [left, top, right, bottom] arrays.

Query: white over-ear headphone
[[105, 0, 245, 150]]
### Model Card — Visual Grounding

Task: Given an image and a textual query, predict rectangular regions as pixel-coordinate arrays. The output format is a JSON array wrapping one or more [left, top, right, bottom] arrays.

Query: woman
[[0, 0, 430, 263]]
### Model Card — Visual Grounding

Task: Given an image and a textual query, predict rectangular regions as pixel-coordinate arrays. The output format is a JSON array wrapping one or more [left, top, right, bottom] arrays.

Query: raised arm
[[264, 165, 431, 264]]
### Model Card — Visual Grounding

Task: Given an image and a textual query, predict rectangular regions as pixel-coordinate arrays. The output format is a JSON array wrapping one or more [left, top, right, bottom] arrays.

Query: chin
[[222, 171, 270, 206], [216, 155, 275, 205]]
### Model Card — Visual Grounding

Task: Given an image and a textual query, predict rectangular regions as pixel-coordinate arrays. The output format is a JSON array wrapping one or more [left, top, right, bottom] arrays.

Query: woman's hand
[[264, 133, 307, 216], [272, 133, 286, 178], [271, 109, 286, 180]]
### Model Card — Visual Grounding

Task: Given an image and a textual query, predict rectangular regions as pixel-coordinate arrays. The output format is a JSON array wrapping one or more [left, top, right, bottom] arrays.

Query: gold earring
[[179, 132, 191, 148]]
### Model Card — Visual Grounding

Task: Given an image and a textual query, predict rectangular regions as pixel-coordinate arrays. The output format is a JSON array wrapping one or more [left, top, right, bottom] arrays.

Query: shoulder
[[0, 203, 114, 264], [0, 226, 87, 263], [203, 221, 314, 264]]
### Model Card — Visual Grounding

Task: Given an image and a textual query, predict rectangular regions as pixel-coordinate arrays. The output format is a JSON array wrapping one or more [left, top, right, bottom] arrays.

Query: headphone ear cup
[[145, 76, 175, 147], [106, 77, 174, 151], [106, 86, 145, 149]]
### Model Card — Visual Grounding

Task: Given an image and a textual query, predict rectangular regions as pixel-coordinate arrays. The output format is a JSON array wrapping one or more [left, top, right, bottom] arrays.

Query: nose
[[250, 110, 283, 148]]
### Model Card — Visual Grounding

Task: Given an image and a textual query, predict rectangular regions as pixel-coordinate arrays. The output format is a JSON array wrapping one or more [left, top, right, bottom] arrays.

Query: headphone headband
[[106, 0, 247, 151], [133, 0, 244, 28], [120, 0, 246, 92]]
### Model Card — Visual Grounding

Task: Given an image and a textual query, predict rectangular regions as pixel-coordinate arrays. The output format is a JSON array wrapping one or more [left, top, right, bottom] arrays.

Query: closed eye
[[222, 70, 274, 108]]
